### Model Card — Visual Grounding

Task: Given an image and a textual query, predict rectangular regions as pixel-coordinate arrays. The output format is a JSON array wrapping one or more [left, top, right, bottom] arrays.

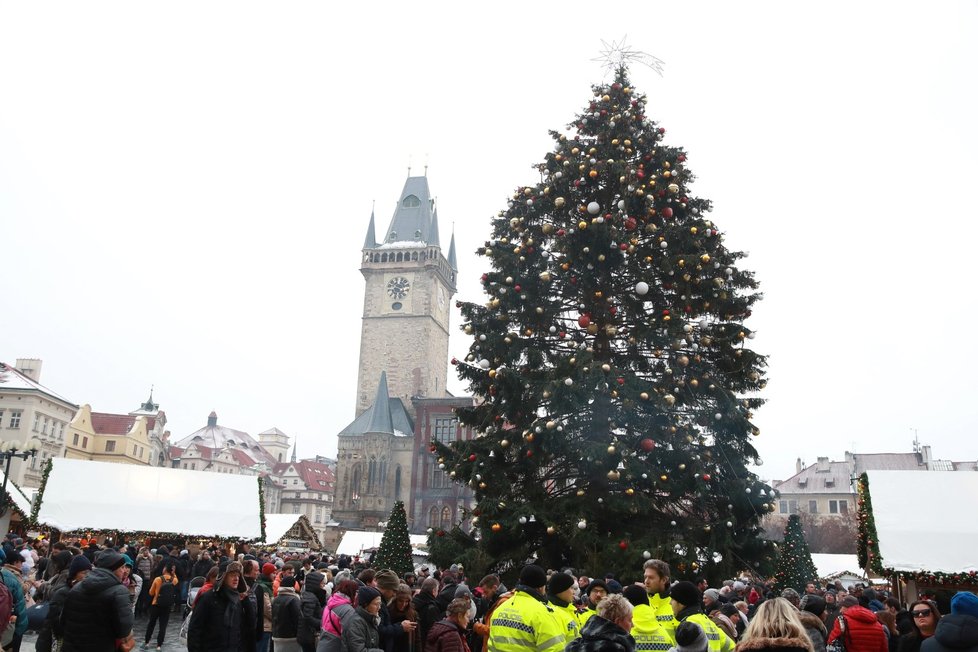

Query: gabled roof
[[173, 420, 276, 465], [0, 362, 76, 407], [259, 427, 288, 437], [91, 412, 157, 436], [295, 460, 335, 491], [340, 372, 414, 437], [376, 176, 438, 247]]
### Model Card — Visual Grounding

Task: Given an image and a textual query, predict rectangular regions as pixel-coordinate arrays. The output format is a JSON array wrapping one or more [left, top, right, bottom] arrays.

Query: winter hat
[[606, 579, 623, 594], [704, 589, 721, 603], [733, 581, 746, 592], [304, 571, 325, 590], [674, 621, 708, 652], [800, 594, 826, 617], [68, 554, 93, 580], [218, 561, 244, 587], [95, 550, 127, 571], [840, 596, 859, 608], [122, 554, 134, 568], [157, 545, 169, 555], [455, 583, 473, 599], [375, 569, 400, 591], [357, 585, 382, 607], [52, 550, 73, 573], [951, 592, 978, 618], [671, 581, 702, 610], [262, 563, 277, 578], [586, 579, 609, 596], [547, 572, 576, 596], [781, 588, 801, 603], [518, 564, 547, 589], [623, 584, 650, 607]]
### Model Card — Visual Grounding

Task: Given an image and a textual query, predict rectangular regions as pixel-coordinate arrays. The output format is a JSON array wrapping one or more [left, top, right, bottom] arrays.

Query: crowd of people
[[0, 534, 976, 652]]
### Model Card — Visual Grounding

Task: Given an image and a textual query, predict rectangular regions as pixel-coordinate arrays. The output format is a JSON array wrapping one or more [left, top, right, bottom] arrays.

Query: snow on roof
[[263, 514, 309, 544], [0, 361, 76, 406], [91, 412, 157, 435], [867, 470, 978, 573], [811, 554, 863, 579], [335, 530, 428, 556], [36, 457, 263, 539]]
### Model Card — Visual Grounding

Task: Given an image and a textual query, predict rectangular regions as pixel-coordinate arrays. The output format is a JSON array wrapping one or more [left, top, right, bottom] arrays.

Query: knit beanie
[[53, 550, 73, 573], [547, 572, 576, 596], [375, 569, 400, 591], [675, 621, 708, 652], [518, 564, 547, 589], [357, 585, 382, 607], [455, 583, 473, 599], [68, 554, 93, 580], [95, 550, 126, 571], [951, 591, 978, 618], [670, 581, 702, 610], [586, 579, 609, 597], [622, 584, 650, 607], [704, 588, 721, 602], [262, 563, 277, 578], [606, 579, 623, 594]]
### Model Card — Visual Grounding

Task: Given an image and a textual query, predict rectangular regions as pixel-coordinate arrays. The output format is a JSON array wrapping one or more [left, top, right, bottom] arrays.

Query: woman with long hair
[[877, 610, 899, 652], [389, 584, 420, 652], [318, 580, 360, 652], [736, 598, 815, 652], [897, 600, 941, 652]]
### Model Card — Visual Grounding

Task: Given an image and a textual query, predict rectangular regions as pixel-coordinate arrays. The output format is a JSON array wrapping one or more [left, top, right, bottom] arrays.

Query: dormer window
[[402, 195, 421, 208], [388, 231, 397, 242]]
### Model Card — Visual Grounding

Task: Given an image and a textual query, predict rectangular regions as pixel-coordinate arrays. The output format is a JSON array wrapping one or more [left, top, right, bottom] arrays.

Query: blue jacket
[[1, 567, 28, 637]]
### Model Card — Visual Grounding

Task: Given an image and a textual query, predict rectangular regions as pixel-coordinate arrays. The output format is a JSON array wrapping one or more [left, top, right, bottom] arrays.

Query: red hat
[[262, 563, 277, 578]]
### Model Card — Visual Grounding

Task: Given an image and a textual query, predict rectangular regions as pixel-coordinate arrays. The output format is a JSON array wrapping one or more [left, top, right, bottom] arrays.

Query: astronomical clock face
[[386, 276, 411, 300]]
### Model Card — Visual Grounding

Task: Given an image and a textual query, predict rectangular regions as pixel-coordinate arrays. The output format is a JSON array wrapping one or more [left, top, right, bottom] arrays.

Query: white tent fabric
[[36, 457, 263, 539], [811, 553, 862, 578], [0, 467, 34, 516], [335, 530, 428, 556], [264, 514, 309, 544], [868, 470, 978, 573]]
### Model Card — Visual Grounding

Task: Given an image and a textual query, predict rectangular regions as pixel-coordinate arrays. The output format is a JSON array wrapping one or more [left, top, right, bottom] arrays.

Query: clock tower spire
[[355, 174, 456, 417]]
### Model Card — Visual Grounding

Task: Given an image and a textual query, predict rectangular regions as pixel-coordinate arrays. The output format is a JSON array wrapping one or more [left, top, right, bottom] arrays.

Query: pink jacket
[[322, 592, 353, 636]]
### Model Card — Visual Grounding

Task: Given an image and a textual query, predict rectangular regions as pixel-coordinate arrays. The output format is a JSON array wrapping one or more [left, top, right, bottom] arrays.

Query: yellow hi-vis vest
[[648, 593, 678, 640], [547, 601, 581, 642], [681, 613, 734, 652], [488, 590, 566, 652], [631, 603, 675, 652]]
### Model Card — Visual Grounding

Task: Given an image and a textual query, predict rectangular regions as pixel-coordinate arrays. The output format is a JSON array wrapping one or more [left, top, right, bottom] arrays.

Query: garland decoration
[[258, 475, 267, 543], [856, 472, 882, 574], [29, 458, 54, 525]]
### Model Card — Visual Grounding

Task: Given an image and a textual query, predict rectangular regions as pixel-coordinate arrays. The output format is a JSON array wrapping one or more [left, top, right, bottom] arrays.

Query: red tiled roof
[[169, 446, 183, 459], [91, 412, 158, 435], [295, 460, 335, 491]]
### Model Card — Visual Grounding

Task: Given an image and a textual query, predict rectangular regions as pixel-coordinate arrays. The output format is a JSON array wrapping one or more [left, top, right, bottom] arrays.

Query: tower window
[[402, 195, 421, 208]]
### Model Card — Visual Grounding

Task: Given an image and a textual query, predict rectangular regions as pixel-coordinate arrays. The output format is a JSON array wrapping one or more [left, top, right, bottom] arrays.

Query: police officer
[[623, 585, 674, 651], [488, 565, 565, 652], [643, 559, 678, 641], [545, 572, 582, 643], [668, 581, 733, 652]]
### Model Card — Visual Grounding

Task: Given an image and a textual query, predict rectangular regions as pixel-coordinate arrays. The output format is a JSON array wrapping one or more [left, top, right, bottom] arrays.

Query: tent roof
[[263, 513, 323, 548], [335, 530, 427, 556], [867, 470, 978, 573], [36, 457, 263, 539], [811, 554, 862, 579], [0, 467, 33, 518]]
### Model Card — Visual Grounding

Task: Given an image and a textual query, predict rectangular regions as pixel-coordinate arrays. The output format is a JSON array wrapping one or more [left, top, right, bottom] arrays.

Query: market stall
[[262, 513, 322, 551]]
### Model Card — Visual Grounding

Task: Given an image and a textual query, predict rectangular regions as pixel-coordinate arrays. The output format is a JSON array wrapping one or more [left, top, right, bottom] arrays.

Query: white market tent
[[335, 529, 428, 557], [0, 467, 34, 517], [866, 470, 978, 574], [36, 457, 263, 540], [811, 554, 864, 586]]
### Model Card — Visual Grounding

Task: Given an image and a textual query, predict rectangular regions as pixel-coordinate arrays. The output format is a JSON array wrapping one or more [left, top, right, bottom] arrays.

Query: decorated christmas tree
[[773, 514, 818, 592], [372, 500, 413, 576], [433, 61, 775, 579]]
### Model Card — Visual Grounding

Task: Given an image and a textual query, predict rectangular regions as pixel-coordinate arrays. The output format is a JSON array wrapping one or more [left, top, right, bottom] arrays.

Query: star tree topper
[[593, 36, 666, 76]]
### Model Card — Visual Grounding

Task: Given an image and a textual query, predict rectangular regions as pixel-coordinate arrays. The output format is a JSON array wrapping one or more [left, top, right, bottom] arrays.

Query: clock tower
[[355, 175, 457, 416]]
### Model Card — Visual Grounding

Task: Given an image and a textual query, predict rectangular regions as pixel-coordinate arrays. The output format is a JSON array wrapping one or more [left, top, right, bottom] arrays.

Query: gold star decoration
[[593, 36, 665, 77]]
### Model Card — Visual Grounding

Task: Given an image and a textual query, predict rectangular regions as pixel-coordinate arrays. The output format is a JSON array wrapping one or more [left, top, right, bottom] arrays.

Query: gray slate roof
[[339, 372, 414, 437], [373, 176, 438, 247]]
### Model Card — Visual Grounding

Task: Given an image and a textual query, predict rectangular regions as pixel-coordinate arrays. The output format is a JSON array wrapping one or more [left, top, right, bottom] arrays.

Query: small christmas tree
[[373, 500, 413, 576], [773, 514, 819, 592]]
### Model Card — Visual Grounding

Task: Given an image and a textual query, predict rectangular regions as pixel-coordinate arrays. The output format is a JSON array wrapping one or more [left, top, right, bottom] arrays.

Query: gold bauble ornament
[[607, 445, 616, 454], [480, 482, 487, 489], [625, 488, 635, 495], [602, 364, 611, 373], [668, 183, 680, 193], [547, 526, 556, 535], [701, 254, 711, 263], [589, 170, 598, 179], [576, 489, 585, 496], [555, 197, 565, 208], [664, 394, 676, 406], [640, 392, 649, 400], [500, 439, 510, 448], [660, 474, 668, 481], [578, 221, 588, 230], [491, 523, 502, 532], [587, 324, 599, 335], [546, 421, 556, 430], [607, 469, 621, 481]]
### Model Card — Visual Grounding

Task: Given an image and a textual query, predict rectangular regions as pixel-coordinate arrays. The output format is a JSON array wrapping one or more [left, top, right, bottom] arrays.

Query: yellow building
[[66, 404, 157, 465]]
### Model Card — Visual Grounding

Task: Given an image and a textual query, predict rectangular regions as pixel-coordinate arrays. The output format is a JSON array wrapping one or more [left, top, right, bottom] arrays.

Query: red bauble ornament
[[637, 171, 645, 179], [436, 530, 446, 537], [618, 540, 628, 550], [662, 309, 670, 316], [451, 357, 458, 365], [619, 243, 628, 251], [657, 127, 666, 134], [557, 229, 566, 236], [559, 331, 566, 338], [514, 285, 521, 292], [617, 378, 625, 385], [429, 445, 437, 452], [624, 217, 637, 230], [609, 306, 618, 315], [678, 155, 686, 162], [703, 473, 712, 481], [526, 450, 534, 458], [578, 314, 591, 328], [468, 454, 477, 462], [640, 438, 655, 452], [481, 273, 489, 282], [661, 207, 674, 218]]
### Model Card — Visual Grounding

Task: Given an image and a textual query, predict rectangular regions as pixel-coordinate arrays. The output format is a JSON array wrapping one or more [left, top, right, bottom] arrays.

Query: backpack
[[0, 576, 13, 634], [157, 578, 178, 608]]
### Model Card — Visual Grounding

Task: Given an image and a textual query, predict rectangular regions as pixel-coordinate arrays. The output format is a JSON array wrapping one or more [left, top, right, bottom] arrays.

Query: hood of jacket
[[580, 614, 636, 649], [632, 603, 665, 634], [304, 571, 325, 592], [844, 605, 882, 626], [76, 567, 122, 595], [798, 611, 827, 636], [278, 586, 300, 599], [327, 591, 351, 610], [930, 614, 978, 650]]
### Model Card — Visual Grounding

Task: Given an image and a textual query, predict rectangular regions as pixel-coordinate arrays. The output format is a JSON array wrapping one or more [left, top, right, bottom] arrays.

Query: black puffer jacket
[[188, 585, 256, 652], [566, 615, 636, 652], [921, 615, 978, 652], [60, 568, 134, 652], [413, 591, 442, 645], [299, 573, 327, 647], [273, 587, 302, 638]]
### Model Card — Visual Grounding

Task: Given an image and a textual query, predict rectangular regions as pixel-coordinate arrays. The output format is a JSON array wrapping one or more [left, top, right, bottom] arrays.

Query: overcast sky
[[2, 1, 976, 482]]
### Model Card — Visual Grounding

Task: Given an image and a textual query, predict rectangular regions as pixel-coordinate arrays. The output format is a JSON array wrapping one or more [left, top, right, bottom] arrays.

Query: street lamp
[[0, 438, 41, 516]]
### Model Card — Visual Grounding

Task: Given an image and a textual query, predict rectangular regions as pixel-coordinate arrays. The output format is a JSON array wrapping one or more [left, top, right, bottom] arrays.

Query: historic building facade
[[333, 175, 476, 534], [65, 392, 171, 467]]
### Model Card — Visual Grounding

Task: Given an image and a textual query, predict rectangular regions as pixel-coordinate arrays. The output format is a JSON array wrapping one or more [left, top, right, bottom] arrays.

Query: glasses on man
[[912, 609, 932, 618]]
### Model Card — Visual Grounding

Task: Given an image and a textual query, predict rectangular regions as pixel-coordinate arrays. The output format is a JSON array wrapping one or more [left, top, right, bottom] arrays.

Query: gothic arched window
[[428, 506, 439, 528], [394, 466, 402, 500], [441, 506, 452, 528]]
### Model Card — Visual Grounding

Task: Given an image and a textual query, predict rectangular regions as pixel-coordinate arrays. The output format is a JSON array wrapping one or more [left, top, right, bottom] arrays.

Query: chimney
[[921, 445, 932, 465], [816, 456, 830, 473], [207, 411, 218, 427], [796, 457, 803, 475], [15, 358, 42, 382]]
